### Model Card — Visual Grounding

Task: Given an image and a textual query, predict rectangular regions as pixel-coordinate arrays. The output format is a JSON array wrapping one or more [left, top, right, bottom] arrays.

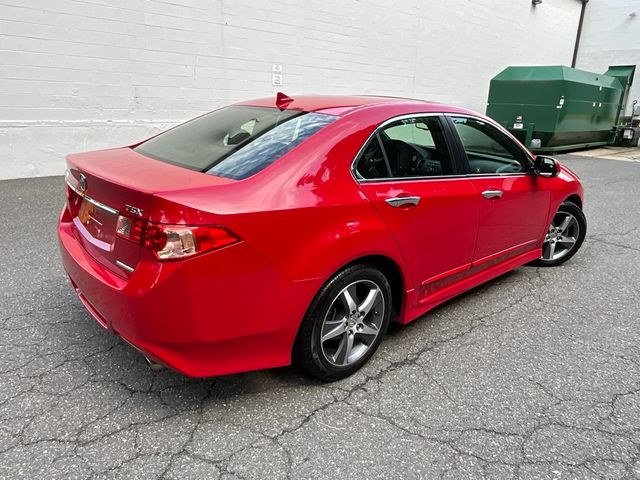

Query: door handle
[[481, 189, 503, 199], [385, 196, 421, 208]]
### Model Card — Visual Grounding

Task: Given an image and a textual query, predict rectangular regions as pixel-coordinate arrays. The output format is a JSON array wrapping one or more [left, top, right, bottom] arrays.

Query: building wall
[[0, 0, 582, 179], [577, 0, 640, 117]]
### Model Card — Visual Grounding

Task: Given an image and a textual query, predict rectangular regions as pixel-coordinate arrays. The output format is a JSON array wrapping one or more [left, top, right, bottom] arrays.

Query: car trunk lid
[[65, 147, 234, 277]]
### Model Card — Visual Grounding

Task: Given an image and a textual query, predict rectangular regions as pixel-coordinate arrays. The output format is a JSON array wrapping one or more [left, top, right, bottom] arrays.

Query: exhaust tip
[[144, 356, 165, 372]]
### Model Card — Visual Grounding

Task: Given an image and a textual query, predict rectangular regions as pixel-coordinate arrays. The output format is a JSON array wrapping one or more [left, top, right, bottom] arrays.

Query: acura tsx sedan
[[58, 94, 586, 381]]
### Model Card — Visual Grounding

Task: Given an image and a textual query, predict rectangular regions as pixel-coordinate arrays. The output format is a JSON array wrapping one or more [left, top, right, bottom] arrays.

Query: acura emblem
[[78, 173, 87, 192]]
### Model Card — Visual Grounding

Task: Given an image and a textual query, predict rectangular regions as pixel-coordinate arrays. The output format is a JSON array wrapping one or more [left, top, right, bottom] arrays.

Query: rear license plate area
[[72, 198, 118, 250]]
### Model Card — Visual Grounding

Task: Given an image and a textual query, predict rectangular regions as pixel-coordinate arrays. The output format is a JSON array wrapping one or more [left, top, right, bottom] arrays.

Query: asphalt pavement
[[1, 154, 639, 479]]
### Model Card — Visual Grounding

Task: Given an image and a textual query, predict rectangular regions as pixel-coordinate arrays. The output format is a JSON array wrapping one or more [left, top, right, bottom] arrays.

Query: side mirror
[[533, 156, 559, 178]]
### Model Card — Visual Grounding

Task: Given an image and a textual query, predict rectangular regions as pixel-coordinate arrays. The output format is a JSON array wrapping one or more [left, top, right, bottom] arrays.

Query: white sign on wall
[[272, 64, 283, 86]]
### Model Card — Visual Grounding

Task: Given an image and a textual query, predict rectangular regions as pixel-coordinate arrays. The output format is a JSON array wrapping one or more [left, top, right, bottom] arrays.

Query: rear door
[[355, 114, 479, 298], [446, 115, 550, 266]]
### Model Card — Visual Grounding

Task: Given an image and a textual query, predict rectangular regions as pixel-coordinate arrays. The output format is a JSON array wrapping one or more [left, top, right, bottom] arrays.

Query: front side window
[[450, 116, 529, 174], [355, 116, 454, 179], [134, 106, 336, 180]]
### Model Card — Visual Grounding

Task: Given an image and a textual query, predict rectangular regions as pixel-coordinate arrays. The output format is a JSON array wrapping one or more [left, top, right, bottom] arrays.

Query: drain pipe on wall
[[571, 0, 589, 68]]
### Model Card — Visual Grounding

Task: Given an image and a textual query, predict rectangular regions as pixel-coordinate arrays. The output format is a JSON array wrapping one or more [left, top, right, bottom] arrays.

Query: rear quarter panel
[[148, 114, 412, 285]]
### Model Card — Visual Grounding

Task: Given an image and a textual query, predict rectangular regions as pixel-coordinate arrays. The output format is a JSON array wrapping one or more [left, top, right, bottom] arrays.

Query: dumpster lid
[[492, 65, 624, 89]]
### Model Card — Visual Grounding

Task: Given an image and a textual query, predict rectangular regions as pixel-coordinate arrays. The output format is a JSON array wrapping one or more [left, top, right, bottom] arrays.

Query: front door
[[447, 115, 550, 265], [354, 115, 479, 297]]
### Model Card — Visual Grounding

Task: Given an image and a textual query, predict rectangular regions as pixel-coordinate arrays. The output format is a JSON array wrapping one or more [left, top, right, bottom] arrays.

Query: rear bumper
[[58, 207, 320, 377]]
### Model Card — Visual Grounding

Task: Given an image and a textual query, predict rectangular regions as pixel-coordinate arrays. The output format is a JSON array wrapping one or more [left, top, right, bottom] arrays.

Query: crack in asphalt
[[588, 236, 640, 253]]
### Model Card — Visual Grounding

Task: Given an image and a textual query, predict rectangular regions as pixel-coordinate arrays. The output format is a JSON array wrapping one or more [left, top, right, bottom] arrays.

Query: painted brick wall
[[576, 0, 640, 117], [0, 0, 582, 179]]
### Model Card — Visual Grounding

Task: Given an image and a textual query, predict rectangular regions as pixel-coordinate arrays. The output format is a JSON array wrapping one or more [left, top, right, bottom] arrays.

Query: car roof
[[236, 94, 470, 116]]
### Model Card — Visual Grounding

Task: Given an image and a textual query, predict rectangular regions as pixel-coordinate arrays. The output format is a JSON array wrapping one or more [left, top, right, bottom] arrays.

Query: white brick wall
[[0, 0, 582, 179], [576, 0, 640, 117]]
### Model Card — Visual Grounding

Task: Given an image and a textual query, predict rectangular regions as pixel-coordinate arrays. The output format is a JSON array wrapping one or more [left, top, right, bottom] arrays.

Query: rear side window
[[355, 116, 454, 179], [134, 106, 336, 180], [356, 138, 388, 180]]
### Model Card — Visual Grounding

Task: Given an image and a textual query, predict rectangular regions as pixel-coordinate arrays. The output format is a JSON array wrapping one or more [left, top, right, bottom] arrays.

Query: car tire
[[530, 201, 587, 267], [293, 264, 392, 382]]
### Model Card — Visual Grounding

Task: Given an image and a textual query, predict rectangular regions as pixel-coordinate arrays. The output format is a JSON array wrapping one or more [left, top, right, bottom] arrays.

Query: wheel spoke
[[556, 214, 574, 233], [332, 336, 345, 364], [341, 286, 358, 315], [358, 287, 380, 317], [333, 333, 354, 365], [358, 322, 379, 338], [322, 318, 347, 342], [547, 241, 557, 259], [557, 236, 576, 246]]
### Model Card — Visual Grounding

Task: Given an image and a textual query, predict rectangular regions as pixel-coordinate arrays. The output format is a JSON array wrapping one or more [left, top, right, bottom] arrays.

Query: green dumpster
[[486, 65, 636, 152]]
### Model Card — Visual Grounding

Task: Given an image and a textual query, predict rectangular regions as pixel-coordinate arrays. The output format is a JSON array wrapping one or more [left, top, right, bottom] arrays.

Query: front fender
[[538, 164, 585, 242]]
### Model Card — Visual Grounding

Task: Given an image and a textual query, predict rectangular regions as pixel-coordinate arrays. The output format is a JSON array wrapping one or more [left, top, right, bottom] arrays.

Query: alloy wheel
[[320, 280, 385, 366], [542, 211, 580, 261]]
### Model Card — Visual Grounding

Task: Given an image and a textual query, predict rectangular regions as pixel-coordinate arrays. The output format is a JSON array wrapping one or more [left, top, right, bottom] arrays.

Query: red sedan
[[58, 94, 586, 381]]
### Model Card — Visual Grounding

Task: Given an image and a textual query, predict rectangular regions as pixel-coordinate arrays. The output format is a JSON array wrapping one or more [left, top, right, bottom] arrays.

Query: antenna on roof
[[275, 92, 294, 111]]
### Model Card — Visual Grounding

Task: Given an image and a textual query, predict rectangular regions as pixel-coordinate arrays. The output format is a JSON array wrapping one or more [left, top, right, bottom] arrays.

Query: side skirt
[[400, 248, 541, 325]]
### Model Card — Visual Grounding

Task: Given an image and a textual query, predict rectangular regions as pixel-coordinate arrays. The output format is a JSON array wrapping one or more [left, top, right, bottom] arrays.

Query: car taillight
[[116, 216, 239, 260], [142, 223, 239, 260]]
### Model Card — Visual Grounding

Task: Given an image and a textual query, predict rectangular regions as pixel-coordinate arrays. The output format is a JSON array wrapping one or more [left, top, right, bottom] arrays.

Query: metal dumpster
[[486, 65, 636, 152]]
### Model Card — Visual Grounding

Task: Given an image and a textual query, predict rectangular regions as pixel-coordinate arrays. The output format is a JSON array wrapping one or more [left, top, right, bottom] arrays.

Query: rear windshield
[[134, 105, 336, 180]]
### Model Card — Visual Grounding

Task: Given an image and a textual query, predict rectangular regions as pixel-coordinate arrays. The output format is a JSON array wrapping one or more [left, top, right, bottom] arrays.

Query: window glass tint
[[355, 138, 389, 179], [380, 117, 453, 177], [450, 117, 528, 174], [385, 122, 435, 147], [134, 106, 335, 180]]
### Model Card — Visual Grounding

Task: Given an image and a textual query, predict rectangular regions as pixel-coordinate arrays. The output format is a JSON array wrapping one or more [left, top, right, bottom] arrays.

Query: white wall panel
[[0, 0, 582, 179], [577, 0, 640, 117]]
